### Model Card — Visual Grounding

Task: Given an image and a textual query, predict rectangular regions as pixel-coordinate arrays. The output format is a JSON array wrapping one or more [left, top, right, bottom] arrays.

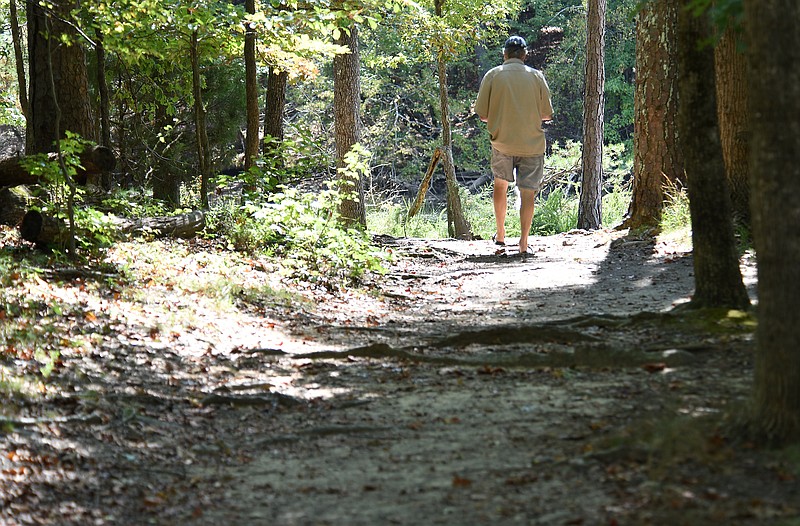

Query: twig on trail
[[230, 348, 287, 356], [428, 270, 493, 284], [0, 412, 103, 428], [381, 290, 415, 300], [252, 425, 394, 447], [200, 392, 302, 408], [292, 343, 499, 366], [431, 324, 601, 348], [384, 271, 435, 280], [120, 465, 188, 479], [292, 343, 448, 362]]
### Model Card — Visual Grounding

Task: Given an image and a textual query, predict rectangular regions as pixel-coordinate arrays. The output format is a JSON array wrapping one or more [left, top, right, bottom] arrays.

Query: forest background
[[0, 0, 636, 237]]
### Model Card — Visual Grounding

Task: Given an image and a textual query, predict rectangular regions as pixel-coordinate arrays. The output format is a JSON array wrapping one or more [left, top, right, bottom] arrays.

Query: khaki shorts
[[491, 148, 545, 191]]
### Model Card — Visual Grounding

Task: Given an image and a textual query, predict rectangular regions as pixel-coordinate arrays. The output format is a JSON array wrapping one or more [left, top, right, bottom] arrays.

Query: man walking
[[475, 36, 553, 255]]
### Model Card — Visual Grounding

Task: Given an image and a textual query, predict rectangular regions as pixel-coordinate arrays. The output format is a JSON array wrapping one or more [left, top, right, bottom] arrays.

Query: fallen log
[[0, 186, 31, 226], [20, 210, 70, 246], [114, 210, 206, 238], [0, 145, 116, 187], [19, 209, 206, 246]]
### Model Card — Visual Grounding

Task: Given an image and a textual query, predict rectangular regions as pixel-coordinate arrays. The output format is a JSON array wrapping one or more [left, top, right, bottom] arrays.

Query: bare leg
[[518, 187, 536, 252], [493, 178, 510, 243]]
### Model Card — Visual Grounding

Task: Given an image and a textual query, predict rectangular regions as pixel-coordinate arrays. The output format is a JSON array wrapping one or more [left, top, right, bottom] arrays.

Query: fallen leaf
[[642, 362, 666, 373], [452, 475, 472, 488]]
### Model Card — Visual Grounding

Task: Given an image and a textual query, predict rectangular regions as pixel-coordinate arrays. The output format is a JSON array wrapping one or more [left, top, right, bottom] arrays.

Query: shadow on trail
[[286, 232, 756, 372], [0, 233, 764, 526]]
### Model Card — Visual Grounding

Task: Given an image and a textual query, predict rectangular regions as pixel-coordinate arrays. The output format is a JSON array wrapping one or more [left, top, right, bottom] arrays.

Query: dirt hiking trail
[[3, 228, 799, 526]]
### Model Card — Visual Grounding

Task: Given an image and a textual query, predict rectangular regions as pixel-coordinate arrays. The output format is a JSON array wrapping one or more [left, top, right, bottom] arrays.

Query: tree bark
[[333, 24, 366, 228], [10, 0, 29, 119], [191, 29, 211, 209], [244, 0, 260, 170], [263, 67, 288, 163], [436, 54, 471, 239], [578, 0, 606, 231], [27, 0, 96, 154], [745, 0, 800, 445], [676, 1, 749, 310], [714, 26, 750, 226], [434, 0, 471, 239], [150, 101, 180, 205], [623, 0, 682, 231], [95, 28, 113, 189]]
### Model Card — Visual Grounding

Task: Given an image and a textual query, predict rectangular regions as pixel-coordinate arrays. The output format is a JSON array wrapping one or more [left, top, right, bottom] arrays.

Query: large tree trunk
[[263, 67, 288, 161], [577, 0, 606, 231], [745, 0, 800, 445], [244, 0, 260, 170], [714, 26, 750, 226], [27, 0, 96, 154], [676, 1, 749, 310], [623, 0, 682, 231], [333, 25, 366, 228]]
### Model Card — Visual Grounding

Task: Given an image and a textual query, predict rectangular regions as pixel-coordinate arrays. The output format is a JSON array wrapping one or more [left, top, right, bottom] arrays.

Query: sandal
[[492, 234, 506, 246]]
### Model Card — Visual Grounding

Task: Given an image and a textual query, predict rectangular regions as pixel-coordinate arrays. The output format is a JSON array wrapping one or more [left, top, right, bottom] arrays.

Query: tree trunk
[[115, 71, 131, 188], [745, 0, 800, 445], [191, 30, 210, 209], [244, 0, 260, 170], [333, 25, 366, 228], [578, 0, 606, 231], [10, 0, 28, 120], [436, 53, 471, 239], [623, 0, 682, 231], [263, 67, 288, 162], [434, 0, 470, 239], [676, 1, 749, 310], [151, 101, 180, 204], [714, 26, 750, 226], [95, 28, 112, 189], [27, 0, 96, 154]]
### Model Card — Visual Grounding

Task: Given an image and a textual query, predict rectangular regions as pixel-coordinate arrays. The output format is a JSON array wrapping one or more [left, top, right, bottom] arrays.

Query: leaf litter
[[1, 228, 799, 525]]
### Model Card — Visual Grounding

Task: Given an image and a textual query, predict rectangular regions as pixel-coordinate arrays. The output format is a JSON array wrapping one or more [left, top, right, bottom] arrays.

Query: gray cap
[[504, 36, 527, 51]]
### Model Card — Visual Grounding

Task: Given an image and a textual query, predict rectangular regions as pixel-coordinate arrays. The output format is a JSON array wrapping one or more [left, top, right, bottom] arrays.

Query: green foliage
[[19, 135, 120, 254], [532, 0, 636, 151], [210, 150, 390, 288], [100, 190, 173, 218], [368, 139, 631, 237], [532, 186, 579, 235], [367, 200, 448, 238], [660, 180, 691, 233], [20, 133, 87, 187], [213, 184, 388, 287], [685, 0, 744, 34]]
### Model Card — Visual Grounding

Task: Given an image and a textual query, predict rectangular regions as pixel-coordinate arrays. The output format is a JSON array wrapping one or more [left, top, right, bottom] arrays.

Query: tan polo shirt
[[474, 58, 553, 156]]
